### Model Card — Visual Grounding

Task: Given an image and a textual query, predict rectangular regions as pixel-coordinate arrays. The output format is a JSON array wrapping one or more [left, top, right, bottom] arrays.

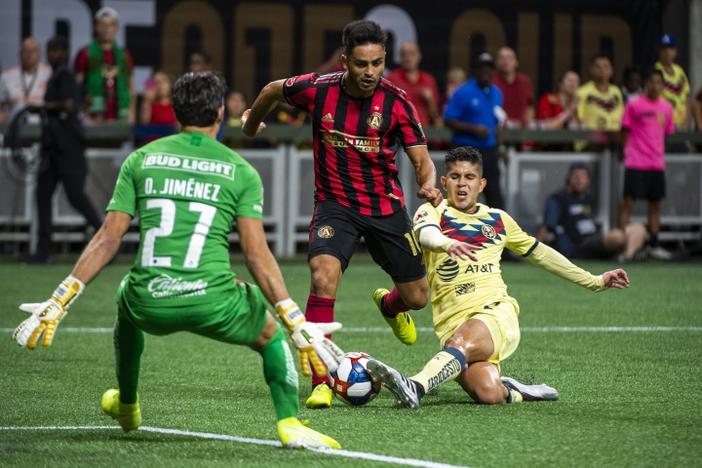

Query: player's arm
[[237, 216, 345, 375], [241, 79, 286, 137], [405, 145, 443, 206], [525, 242, 629, 291], [13, 211, 132, 350], [413, 205, 477, 261]]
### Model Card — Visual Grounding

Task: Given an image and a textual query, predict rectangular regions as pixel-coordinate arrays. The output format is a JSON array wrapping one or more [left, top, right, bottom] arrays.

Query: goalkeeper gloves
[[275, 299, 345, 377], [13, 275, 85, 349]]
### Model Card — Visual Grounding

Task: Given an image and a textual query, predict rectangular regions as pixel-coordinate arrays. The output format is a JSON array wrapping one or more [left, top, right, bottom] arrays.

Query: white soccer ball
[[330, 351, 381, 406]]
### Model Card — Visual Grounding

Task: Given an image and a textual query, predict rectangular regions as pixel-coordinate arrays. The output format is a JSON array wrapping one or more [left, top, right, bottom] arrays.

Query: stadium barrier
[[1, 124, 701, 256]]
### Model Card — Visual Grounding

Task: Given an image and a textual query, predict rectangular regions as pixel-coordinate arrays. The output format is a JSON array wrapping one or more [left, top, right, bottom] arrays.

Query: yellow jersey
[[413, 201, 537, 334], [576, 81, 624, 131], [655, 61, 690, 127]]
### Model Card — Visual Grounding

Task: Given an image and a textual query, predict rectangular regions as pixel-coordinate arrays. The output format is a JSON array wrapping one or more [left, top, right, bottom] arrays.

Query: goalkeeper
[[367, 146, 630, 407], [12, 72, 343, 449]]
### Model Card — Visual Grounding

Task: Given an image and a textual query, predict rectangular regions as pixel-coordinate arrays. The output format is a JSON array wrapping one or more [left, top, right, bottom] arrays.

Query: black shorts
[[308, 200, 425, 283], [623, 168, 665, 201]]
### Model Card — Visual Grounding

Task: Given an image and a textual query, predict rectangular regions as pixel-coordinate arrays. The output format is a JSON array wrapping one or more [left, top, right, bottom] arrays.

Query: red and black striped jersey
[[283, 71, 427, 216]]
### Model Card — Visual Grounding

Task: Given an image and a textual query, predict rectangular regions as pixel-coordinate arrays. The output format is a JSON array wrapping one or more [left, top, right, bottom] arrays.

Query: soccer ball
[[331, 352, 381, 406]]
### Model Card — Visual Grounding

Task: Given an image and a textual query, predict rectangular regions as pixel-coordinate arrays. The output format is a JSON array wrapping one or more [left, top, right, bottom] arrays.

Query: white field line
[[0, 425, 467, 468], [2, 326, 702, 334]]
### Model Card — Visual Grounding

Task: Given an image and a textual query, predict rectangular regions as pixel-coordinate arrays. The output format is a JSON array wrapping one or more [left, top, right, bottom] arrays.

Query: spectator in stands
[[693, 86, 702, 131], [226, 90, 247, 127], [618, 69, 675, 260], [492, 46, 534, 129], [317, 47, 344, 74], [24, 37, 102, 264], [621, 66, 643, 103], [537, 163, 646, 261], [139, 71, 176, 126], [75, 6, 134, 122], [576, 54, 623, 140], [655, 34, 690, 130], [188, 52, 212, 73], [536, 70, 580, 129], [0, 37, 51, 125], [387, 41, 442, 126], [445, 67, 466, 103], [444, 52, 505, 208]]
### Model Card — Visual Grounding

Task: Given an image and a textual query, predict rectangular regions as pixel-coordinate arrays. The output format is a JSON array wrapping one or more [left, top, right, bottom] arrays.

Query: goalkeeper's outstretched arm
[[13, 211, 131, 349], [525, 242, 630, 291]]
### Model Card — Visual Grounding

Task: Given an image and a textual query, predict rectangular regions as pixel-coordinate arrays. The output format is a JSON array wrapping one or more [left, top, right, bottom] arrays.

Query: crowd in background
[[0, 6, 699, 264]]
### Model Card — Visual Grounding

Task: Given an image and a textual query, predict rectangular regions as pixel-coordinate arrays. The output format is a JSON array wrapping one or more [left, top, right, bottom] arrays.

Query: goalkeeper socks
[[381, 288, 409, 318], [305, 294, 335, 386], [410, 347, 467, 394], [114, 313, 144, 405], [259, 326, 299, 421]]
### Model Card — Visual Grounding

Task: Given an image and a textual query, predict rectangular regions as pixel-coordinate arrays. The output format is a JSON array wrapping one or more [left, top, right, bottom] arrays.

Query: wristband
[[51, 275, 85, 308]]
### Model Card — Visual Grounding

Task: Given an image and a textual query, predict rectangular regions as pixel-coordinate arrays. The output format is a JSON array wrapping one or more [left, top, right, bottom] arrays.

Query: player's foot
[[366, 359, 421, 409], [305, 383, 333, 409], [372, 288, 416, 345], [501, 377, 559, 401], [277, 417, 341, 449], [100, 389, 141, 432], [648, 246, 673, 260]]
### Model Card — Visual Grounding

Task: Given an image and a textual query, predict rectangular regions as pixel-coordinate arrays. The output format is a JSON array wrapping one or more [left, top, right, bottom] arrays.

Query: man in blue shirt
[[444, 52, 505, 208]]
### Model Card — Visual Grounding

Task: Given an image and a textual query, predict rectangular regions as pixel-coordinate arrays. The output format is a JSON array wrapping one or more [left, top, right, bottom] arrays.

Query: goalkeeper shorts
[[437, 299, 520, 366], [117, 281, 269, 346]]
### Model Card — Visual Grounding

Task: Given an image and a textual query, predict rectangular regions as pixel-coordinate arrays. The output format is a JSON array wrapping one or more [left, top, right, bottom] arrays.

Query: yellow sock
[[410, 348, 466, 394]]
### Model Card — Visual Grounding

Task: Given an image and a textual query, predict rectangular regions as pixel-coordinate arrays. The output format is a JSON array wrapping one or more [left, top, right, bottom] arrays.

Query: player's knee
[[608, 229, 626, 248], [251, 314, 278, 350], [399, 283, 428, 310], [474, 382, 506, 405]]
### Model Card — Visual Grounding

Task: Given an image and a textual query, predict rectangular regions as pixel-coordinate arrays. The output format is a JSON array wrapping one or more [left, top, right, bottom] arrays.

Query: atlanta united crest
[[318, 225, 335, 238], [367, 112, 383, 129], [481, 224, 496, 239]]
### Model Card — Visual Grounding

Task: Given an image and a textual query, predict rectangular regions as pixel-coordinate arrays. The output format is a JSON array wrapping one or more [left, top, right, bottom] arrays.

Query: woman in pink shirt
[[618, 69, 675, 260]]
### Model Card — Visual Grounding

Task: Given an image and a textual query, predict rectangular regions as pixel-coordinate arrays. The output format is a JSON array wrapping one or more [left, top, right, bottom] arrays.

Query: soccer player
[[618, 69, 675, 260], [366, 146, 630, 407], [242, 20, 442, 408], [12, 72, 343, 449]]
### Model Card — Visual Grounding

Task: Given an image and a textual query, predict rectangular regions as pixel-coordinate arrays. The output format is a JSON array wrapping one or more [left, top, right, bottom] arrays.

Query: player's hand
[[447, 241, 479, 261], [290, 321, 345, 377], [275, 299, 345, 376], [601, 269, 630, 289], [417, 185, 443, 207], [13, 276, 84, 349], [241, 109, 267, 136]]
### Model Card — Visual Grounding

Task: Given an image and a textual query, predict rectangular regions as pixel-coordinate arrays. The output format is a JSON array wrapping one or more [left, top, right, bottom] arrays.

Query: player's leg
[[365, 208, 426, 345], [367, 318, 492, 408], [618, 196, 636, 229], [305, 201, 359, 406], [602, 228, 626, 252], [101, 296, 143, 432], [646, 171, 671, 259]]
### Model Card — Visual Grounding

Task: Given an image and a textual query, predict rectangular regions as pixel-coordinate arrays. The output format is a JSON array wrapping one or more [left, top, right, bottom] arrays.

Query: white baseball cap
[[95, 6, 119, 21]]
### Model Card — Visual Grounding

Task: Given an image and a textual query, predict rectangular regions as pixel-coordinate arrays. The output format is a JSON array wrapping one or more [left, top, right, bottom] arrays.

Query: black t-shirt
[[43, 64, 83, 153]]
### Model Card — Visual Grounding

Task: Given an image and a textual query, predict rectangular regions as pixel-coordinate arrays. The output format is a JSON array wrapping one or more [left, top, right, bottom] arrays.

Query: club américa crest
[[481, 224, 496, 239]]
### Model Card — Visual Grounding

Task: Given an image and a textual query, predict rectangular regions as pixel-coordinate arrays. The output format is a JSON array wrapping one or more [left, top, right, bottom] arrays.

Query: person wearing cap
[[74, 6, 134, 122], [654, 34, 691, 129], [23, 37, 102, 264], [444, 52, 506, 209], [537, 163, 646, 261]]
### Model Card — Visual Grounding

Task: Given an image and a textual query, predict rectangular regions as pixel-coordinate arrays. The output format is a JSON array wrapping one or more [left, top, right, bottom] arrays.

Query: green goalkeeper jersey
[[107, 131, 263, 309]]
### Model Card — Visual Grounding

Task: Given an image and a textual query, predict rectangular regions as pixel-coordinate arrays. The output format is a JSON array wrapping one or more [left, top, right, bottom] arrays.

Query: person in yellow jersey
[[654, 34, 691, 129], [366, 146, 630, 407], [576, 54, 624, 132]]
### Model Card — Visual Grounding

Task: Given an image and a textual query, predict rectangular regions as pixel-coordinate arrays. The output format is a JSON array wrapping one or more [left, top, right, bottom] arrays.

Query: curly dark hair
[[342, 20, 386, 56], [172, 72, 227, 127], [445, 146, 483, 174]]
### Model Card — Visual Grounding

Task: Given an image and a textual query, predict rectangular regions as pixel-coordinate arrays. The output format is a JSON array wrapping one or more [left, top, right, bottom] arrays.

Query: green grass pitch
[[1, 256, 701, 467]]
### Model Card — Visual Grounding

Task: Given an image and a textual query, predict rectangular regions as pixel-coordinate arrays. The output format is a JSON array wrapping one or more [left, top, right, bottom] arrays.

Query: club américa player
[[242, 20, 442, 408]]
